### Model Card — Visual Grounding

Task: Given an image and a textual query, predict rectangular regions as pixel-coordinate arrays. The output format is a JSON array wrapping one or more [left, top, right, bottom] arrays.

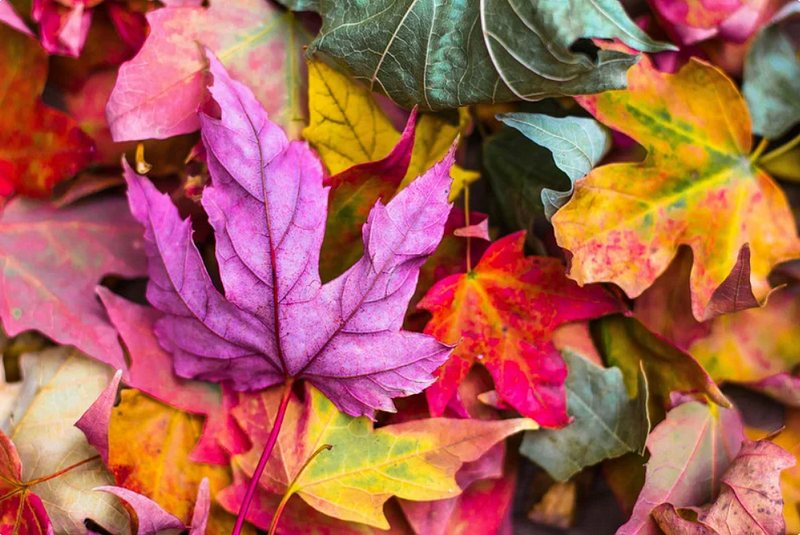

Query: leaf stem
[[232, 379, 295, 535], [464, 185, 472, 273], [750, 138, 770, 162], [25, 455, 100, 487], [268, 444, 332, 535], [760, 131, 800, 164], [135, 142, 152, 174]]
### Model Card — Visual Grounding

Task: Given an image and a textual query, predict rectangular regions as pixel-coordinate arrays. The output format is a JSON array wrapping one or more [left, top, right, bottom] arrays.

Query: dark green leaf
[[305, 0, 674, 111], [484, 127, 565, 237]]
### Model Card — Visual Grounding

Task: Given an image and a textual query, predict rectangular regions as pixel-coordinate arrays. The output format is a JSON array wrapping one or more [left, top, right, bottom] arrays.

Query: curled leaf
[[76, 369, 123, 465]]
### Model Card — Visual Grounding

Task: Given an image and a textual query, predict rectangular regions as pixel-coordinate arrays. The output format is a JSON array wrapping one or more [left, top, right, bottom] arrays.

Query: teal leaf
[[743, 4, 800, 139], [304, 0, 674, 111], [519, 348, 649, 482], [498, 113, 611, 219], [273, 0, 319, 10], [483, 127, 565, 238]]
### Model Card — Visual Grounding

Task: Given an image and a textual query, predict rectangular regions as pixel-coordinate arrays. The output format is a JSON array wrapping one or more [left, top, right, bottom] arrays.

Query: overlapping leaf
[[497, 113, 611, 219], [483, 126, 569, 238], [654, 0, 744, 29], [394, 378, 513, 535], [316, 104, 417, 281], [618, 399, 745, 535], [99, 487, 184, 534], [219, 466, 414, 534], [96, 479, 212, 535], [594, 315, 729, 411], [98, 288, 247, 465], [0, 1, 32, 35], [771, 410, 800, 532], [743, 3, 800, 139], [553, 52, 800, 321], [1, 347, 129, 534], [0, 196, 146, 370], [34, 0, 93, 57], [126, 52, 455, 417], [633, 248, 712, 350], [420, 232, 625, 427], [0, 429, 51, 534], [688, 286, 800, 384], [650, 0, 764, 44], [224, 383, 535, 528], [107, 0, 310, 141], [302, 0, 672, 111], [107, 389, 246, 534], [401, 470, 517, 535], [302, 60, 478, 200], [652, 439, 795, 535], [520, 348, 649, 481], [76, 369, 122, 465]]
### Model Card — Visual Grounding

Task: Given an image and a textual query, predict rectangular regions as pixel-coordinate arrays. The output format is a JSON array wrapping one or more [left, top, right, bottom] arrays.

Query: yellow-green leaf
[[229, 384, 535, 528]]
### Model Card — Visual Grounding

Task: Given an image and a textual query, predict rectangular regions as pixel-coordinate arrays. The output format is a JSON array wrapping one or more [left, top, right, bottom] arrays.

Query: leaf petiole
[[464, 184, 472, 273], [232, 378, 295, 535], [759, 131, 800, 164], [750, 137, 770, 162], [268, 443, 333, 535], [24, 455, 101, 487]]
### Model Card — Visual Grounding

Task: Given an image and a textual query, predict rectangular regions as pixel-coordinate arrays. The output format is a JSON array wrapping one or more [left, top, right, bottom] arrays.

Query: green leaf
[[305, 0, 674, 111], [743, 4, 800, 139], [498, 113, 611, 219], [519, 348, 649, 481]]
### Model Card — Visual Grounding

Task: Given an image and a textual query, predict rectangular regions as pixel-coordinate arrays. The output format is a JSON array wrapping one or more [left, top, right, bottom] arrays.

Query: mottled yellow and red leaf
[[688, 286, 800, 384], [108, 389, 251, 535], [553, 53, 800, 320]]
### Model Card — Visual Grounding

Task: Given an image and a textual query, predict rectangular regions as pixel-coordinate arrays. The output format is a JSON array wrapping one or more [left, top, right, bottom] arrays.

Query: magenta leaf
[[0, 1, 33, 35], [124, 51, 455, 418], [189, 478, 210, 535], [95, 486, 185, 535], [75, 369, 123, 465], [453, 218, 490, 241], [32, 0, 92, 57]]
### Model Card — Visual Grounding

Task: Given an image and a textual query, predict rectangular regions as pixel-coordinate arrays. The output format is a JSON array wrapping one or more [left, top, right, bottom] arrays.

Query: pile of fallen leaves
[[3, 0, 800, 533]]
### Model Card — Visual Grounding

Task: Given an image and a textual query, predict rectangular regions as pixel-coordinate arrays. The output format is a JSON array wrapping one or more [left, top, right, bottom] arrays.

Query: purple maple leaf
[[124, 51, 455, 417]]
